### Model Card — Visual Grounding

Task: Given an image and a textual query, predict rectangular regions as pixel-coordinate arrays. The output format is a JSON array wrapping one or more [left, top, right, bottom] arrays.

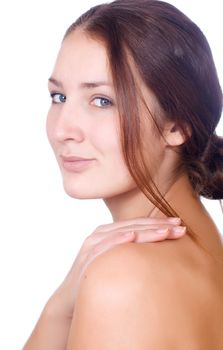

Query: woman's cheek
[[92, 118, 121, 154]]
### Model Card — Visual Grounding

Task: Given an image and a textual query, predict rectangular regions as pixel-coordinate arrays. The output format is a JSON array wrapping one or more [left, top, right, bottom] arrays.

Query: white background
[[0, 1, 222, 349]]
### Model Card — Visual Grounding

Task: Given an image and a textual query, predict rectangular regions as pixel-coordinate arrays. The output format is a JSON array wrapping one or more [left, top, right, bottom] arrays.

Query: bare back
[[137, 231, 223, 349]]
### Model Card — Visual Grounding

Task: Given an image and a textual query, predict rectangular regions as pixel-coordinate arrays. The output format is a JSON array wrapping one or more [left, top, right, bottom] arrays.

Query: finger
[[102, 223, 183, 233], [166, 226, 186, 239], [132, 228, 170, 243], [89, 231, 135, 260], [133, 226, 186, 243], [87, 223, 186, 249], [93, 223, 183, 243], [95, 217, 181, 232], [97, 227, 169, 253]]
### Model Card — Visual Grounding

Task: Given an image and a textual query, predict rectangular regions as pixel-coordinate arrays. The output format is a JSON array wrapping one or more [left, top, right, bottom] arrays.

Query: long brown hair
[[64, 0, 223, 240]]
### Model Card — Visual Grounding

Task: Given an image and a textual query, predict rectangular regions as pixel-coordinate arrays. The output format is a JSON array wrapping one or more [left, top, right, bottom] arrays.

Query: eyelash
[[49, 93, 114, 108], [91, 96, 113, 108], [50, 92, 66, 104]]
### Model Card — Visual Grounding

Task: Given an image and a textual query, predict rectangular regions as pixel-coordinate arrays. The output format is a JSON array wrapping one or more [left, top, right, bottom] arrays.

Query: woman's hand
[[51, 217, 185, 319]]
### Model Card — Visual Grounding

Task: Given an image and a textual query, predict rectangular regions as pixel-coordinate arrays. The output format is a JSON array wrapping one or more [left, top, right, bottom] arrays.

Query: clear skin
[[24, 29, 223, 350], [24, 29, 185, 350], [46, 29, 184, 217], [46, 28, 188, 313]]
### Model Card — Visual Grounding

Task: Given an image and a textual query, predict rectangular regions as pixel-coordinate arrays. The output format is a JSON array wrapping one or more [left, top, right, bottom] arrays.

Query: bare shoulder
[[80, 234, 223, 315], [79, 235, 223, 317], [68, 238, 223, 349], [80, 235, 210, 287]]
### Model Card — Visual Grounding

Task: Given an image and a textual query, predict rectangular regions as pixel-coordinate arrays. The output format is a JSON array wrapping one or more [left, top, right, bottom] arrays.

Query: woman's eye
[[50, 93, 66, 104], [92, 97, 113, 108]]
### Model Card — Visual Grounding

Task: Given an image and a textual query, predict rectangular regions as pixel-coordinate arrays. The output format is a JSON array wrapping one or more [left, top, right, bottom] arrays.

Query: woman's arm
[[23, 293, 72, 350]]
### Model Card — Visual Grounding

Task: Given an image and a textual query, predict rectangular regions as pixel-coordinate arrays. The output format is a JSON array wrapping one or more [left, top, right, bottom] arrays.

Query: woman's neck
[[104, 173, 189, 222], [104, 174, 222, 261], [104, 174, 222, 248], [104, 186, 155, 222]]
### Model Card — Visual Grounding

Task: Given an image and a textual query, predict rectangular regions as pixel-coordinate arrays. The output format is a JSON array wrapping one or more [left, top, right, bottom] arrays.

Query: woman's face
[[47, 29, 163, 199]]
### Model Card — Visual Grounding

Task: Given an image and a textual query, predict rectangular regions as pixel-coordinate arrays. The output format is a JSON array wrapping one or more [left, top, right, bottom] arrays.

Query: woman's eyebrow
[[48, 77, 113, 89], [48, 77, 63, 88], [79, 81, 113, 89]]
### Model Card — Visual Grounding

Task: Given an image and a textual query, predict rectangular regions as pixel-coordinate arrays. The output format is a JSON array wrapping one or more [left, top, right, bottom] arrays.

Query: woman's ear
[[162, 122, 191, 147]]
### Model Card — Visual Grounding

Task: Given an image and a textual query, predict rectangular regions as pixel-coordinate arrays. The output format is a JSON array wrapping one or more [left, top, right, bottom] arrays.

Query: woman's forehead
[[53, 30, 111, 81]]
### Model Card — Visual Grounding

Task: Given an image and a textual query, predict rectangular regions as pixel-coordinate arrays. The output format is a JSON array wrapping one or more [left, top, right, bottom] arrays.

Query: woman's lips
[[60, 156, 95, 172]]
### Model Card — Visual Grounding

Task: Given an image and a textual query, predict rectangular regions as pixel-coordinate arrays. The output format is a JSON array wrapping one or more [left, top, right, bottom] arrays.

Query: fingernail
[[124, 231, 135, 238], [168, 217, 181, 224], [156, 228, 169, 234], [172, 226, 186, 234]]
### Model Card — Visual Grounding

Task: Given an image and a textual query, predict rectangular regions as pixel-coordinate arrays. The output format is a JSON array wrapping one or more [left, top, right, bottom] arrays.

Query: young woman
[[24, 0, 223, 349]]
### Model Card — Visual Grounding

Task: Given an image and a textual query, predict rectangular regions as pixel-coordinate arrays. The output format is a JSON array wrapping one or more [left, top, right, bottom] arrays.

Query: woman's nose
[[53, 104, 85, 143]]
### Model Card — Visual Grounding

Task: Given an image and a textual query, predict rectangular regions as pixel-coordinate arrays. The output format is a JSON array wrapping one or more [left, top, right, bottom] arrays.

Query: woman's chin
[[63, 182, 102, 200]]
